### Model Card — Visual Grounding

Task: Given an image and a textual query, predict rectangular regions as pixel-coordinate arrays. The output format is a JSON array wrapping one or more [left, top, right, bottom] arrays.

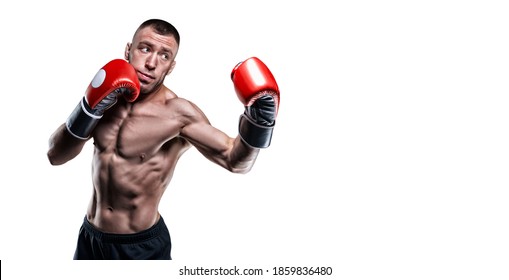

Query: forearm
[[47, 123, 87, 165], [228, 136, 260, 174]]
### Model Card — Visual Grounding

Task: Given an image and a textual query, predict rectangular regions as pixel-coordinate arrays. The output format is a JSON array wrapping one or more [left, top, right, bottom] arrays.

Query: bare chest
[[93, 102, 184, 159]]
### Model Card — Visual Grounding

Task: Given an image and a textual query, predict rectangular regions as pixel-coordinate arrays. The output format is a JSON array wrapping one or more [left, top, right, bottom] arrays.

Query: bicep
[[181, 120, 234, 162], [177, 99, 233, 156]]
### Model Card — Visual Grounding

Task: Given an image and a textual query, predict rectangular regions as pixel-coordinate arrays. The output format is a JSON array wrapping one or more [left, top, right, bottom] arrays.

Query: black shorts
[[73, 216, 172, 260]]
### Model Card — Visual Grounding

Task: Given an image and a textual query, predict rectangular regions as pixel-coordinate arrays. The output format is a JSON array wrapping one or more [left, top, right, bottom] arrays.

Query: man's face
[[125, 27, 179, 95]]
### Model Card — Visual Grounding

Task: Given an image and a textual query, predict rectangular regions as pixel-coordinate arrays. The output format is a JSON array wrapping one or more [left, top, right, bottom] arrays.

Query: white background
[[1, 0, 509, 279]]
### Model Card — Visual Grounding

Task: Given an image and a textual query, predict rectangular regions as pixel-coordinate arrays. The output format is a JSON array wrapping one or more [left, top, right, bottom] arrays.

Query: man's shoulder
[[163, 95, 203, 115], [158, 87, 205, 116], [164, 94, 190, 106]]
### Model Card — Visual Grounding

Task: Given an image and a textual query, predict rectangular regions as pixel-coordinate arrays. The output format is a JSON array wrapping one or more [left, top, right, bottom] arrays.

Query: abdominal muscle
[[86, 150, 168, 234]]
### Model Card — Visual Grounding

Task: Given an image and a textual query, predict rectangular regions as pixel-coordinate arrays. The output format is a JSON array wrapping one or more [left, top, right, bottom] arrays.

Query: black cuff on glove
[[238, 113, 274, 148], [65, 97, 102, 140]]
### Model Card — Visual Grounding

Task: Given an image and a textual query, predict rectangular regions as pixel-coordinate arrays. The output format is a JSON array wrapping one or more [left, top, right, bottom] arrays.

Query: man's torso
[[87, 90, 191, 233]]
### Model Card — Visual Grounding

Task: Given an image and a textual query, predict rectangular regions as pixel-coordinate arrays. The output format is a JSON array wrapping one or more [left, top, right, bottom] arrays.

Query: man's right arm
[[47, 123, 88, 166], [47, 59, 140, 165]]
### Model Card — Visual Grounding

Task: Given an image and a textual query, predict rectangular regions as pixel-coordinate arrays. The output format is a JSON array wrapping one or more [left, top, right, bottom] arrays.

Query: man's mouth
[[138, 71, 154, 82]]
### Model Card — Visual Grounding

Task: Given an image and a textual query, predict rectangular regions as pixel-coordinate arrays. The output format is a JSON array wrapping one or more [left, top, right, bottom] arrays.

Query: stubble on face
[[127, 28, 179, 95]]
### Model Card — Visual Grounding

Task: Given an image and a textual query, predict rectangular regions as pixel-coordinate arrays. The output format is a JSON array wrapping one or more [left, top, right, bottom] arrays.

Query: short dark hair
[[135, 19, 180, 45]]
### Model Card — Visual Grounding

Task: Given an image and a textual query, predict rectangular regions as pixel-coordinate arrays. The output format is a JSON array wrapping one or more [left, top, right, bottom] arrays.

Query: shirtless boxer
[[46, 19, 279, 260]]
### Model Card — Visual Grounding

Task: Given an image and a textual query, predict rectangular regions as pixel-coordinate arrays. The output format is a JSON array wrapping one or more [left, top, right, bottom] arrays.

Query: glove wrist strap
[[66, 97, 102, 140], [238, 113, 274, 148]]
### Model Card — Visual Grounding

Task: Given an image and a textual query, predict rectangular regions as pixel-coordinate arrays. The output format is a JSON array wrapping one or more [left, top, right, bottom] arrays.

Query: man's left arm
[[180, 57, 280, 173]]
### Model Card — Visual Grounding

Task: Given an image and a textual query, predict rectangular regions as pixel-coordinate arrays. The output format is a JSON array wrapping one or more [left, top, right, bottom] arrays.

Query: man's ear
[[124, 43, 132, 61], [167, 60, 176, 76]]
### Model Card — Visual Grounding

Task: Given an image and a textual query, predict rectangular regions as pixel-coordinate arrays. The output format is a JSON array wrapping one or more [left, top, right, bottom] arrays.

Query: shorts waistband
[[82, 216, 167, 244]]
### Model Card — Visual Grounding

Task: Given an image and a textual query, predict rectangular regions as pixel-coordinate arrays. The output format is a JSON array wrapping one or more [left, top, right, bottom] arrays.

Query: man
[[47, 19, 279, 260]]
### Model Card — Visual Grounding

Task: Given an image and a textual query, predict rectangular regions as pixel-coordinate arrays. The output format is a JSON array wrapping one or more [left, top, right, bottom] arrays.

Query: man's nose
[[145, 54, 157, 70]]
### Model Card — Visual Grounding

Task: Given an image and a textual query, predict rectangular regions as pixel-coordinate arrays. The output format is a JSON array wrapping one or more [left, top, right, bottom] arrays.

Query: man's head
[[125, 19, 180, 95]]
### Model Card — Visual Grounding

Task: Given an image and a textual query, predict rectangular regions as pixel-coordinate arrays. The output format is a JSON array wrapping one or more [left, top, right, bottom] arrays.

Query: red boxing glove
[[66, 59, 140, 139], [231, 57, 280, 148], [85, 59, 140, 109]]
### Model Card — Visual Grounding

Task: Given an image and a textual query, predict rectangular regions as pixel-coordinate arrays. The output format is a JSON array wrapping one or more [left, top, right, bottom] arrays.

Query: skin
[[47, 26, 259, 233]]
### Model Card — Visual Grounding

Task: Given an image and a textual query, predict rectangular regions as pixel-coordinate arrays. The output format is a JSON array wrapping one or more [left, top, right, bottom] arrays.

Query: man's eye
[[141, 47, 149, 53], [162, 54, 169, 60]]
